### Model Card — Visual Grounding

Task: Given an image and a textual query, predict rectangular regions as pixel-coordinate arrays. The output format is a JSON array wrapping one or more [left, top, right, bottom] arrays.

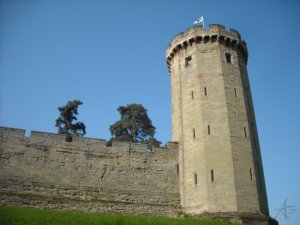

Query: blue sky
[[1, 0, 299, 224]]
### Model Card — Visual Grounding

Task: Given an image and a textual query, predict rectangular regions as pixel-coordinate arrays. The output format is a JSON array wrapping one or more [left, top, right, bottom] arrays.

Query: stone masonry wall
[[0, 127, 180, 216], [166, 24, 268, 216]]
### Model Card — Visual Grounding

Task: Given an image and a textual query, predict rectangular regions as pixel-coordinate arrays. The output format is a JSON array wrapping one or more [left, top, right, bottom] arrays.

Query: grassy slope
[[0, 206, 239, 225]]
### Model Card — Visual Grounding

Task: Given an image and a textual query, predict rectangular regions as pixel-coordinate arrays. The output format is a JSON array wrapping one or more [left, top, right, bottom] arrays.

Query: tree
[[55, 99, 86, 136], [109, 104, 161, 146]]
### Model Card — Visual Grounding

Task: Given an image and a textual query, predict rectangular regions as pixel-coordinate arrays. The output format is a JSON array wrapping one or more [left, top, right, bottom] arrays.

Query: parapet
[[30, 130, 107, 146], [0, 126, 178, 156], [0, 126, 25, 137], [110, 140, 178, 157], [166, 24, 248, 73], [0, 127, 180, 216]]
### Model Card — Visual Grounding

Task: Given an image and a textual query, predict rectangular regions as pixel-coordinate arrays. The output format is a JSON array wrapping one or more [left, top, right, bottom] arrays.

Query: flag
[[193, 16, 204, 25]]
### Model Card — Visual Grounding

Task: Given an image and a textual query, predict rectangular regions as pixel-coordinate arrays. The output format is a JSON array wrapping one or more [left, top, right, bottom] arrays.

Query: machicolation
[[166, 24, 248, 74], [0, 24, 278, 225]]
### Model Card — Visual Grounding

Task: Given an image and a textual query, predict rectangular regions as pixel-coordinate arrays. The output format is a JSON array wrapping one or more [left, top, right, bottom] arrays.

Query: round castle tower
[[166, 24, 269, 216]]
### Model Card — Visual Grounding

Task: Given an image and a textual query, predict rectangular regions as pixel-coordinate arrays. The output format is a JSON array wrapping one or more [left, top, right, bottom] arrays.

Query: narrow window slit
[[185, 56, 192, 67], [244, 127, 248, 138], [194, 173, 198, 184], [226, 53, 232, 63], [208, 125, 211, 135], [211, 170, 214, 182]]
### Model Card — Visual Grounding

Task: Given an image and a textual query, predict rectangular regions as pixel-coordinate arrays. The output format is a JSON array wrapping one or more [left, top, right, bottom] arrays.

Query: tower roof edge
[[166, 24, 245, 52]]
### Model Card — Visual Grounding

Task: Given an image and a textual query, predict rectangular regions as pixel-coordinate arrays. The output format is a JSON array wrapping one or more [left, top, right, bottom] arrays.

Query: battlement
[[166, 24, 248, 73], [0, 126, 178, 156], [0, 126, 180, 215], [0, 23, 273, 223]]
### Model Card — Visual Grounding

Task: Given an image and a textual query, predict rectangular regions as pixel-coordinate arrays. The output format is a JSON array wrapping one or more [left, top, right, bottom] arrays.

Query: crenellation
[[0, 125, 180, 215], [229, 28, 241, 39], [1, 127, 179, 156], [166, 26, 248, 73], [30, 130, 107, 147], [166, 24, 272, 224], [0, 23, 276, 224], [0, 127, 25, 142], [209, 24, 225, 31]]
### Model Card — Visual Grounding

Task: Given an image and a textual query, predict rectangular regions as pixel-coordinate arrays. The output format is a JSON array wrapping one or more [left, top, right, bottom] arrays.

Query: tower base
[[194, 212, 278, 225]]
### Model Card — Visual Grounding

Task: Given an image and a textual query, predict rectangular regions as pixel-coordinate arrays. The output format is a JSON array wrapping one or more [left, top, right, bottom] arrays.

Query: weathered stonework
[[0, 127, 180, 215], [166, 24, 275, 224], [0, 24, 278, 225]]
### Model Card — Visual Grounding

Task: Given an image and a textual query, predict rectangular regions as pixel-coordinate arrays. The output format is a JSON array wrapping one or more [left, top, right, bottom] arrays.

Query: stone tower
[[166, 24, 269, 216]]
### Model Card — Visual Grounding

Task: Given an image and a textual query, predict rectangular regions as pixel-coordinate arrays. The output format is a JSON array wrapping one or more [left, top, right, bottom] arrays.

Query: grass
[[0, 206, 239, 225]]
